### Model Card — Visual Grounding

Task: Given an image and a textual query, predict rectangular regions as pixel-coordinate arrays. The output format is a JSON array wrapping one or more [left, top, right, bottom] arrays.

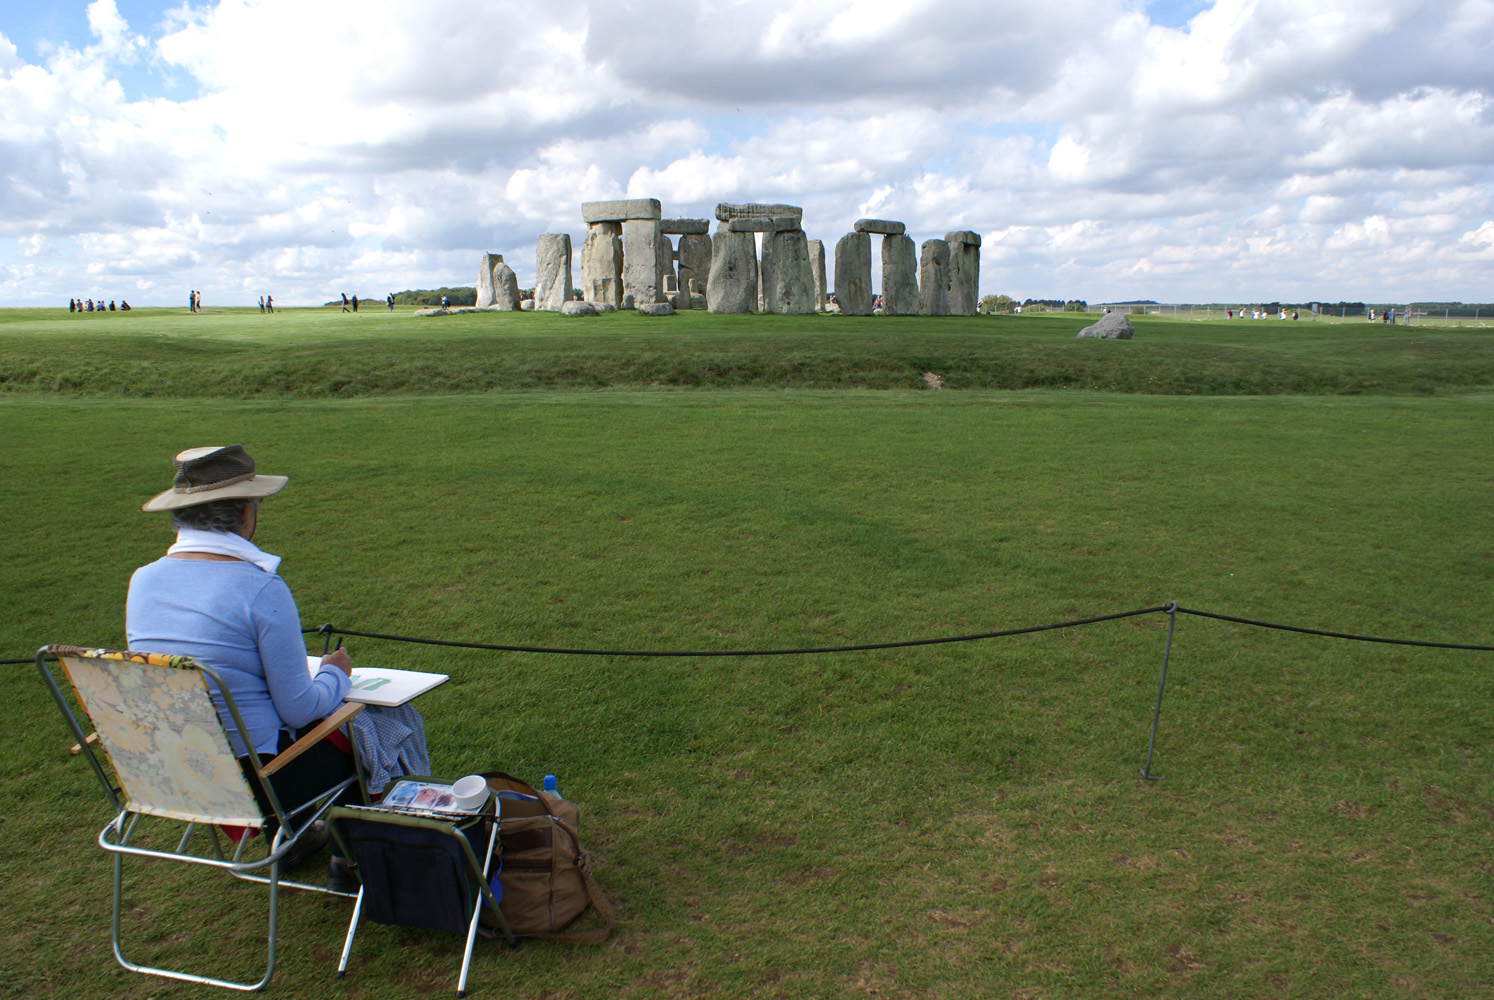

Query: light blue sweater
[[126, 557, 351, 756]]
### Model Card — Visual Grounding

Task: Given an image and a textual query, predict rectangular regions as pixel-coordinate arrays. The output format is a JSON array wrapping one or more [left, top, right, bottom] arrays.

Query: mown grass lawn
[[0, 309, 1489, 998]]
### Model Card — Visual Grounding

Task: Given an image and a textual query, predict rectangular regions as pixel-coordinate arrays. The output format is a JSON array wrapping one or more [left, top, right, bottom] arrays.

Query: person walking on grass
[[259, 296, 265, 314], [266, 295, 274, 313], [341, 293, 350, 313], [352, 294, 359, 312]]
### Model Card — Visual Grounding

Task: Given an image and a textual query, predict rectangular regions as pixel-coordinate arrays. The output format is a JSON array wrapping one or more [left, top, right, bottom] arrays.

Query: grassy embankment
[[0, 307, 1489, 998]]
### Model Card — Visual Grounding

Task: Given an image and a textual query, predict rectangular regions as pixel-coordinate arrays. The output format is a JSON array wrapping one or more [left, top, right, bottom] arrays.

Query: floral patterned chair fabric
[[58, 649, 262, 828]]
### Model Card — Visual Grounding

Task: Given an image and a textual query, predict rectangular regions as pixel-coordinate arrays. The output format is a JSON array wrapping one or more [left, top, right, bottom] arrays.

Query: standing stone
[[580, 221, 623, 307], [707, 229, 758, 313], [623, 218, 664, 307], [945, 231, 981, 316], [808, 240, 826, 311], [677, 233, 712, 300], [476, 252, 502, 308], [491, 258, 521, 310], [918, 239, 951, 316], [535, 234, 573, 312], [657, 232, 676, 307], [833, 232, 873, 316], [763, 229, 816, 314], [881, 235, 919, 315]]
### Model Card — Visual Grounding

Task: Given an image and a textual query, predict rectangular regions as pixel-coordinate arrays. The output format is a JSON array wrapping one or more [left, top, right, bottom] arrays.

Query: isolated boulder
[[1076, 312, 1134, 339], [561, 300, 598, 317], [639, 301, 675, 316]]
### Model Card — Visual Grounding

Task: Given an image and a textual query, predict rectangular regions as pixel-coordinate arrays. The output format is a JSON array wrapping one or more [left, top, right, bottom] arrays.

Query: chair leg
[[336, 885, 365, 979], [456, 822, 502, 997]]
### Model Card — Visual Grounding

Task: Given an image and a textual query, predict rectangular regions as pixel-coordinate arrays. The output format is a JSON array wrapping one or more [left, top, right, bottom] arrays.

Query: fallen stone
[[580, 221, 623, 308], [690, 292, 707, 310], [594, 302, 617, 312], [661, 218, 710, 235], [854, 219, 905, 236], [414, 308, 447, 317], [582, 198, 661, 223], [1075, 312, 1134, 339], [834, 232, 873, 315], [881, 234, 919, 315], [520, 299, 535, 311], [944, 230, 982, 246], [639, 302, 675, 316], [677, 233, 712, 300], [808, 239, 826, 311], [623, 218, 665, 307], [707, 230, 758, 313], [535, 233, 574, 311], [918, 239, 951, 316], [715, 202, 803, 226], [561, 300, 598, 317], [947, 240, 979, 316], [763, 228, 816, 314]]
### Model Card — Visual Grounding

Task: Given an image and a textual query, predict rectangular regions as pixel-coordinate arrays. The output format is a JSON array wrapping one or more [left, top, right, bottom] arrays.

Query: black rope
[[1175, 606, 1494, 651], [310, 605, 1171, 658]]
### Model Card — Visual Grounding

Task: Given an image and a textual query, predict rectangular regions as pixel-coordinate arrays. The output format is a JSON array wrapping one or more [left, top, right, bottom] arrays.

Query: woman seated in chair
[[126, 444, 359, 888]]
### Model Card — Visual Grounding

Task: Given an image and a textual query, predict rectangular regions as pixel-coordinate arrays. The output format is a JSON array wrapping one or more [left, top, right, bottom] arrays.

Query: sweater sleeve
[[252, 575, 350, 730]]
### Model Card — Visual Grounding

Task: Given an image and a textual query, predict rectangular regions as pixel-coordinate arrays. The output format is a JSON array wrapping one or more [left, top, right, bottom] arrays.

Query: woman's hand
[[321, 647, 352, 675]]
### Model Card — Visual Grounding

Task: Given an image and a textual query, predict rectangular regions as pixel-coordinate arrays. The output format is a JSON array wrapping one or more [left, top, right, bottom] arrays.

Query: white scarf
[[168, 527, 282, 575]]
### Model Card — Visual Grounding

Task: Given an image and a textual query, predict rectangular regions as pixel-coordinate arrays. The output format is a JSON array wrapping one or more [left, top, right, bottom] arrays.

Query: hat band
[[176, 471, 256, 494]]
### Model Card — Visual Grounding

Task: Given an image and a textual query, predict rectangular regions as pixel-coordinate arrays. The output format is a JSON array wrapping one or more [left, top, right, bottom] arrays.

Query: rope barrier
[[12, 603, 1490, 665], [1174, 606, 1494, 651], [304, 606, 1171, 656]]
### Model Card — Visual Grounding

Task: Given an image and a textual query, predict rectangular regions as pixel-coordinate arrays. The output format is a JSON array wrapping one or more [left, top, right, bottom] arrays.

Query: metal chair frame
[[330, 786, 517, 998], [38, 644, 366, 992]]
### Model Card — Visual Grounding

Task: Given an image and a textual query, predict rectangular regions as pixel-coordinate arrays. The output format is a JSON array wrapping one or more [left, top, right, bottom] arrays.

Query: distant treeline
[[392, 287, 477, 307], [1410, 302, 1494, 317]]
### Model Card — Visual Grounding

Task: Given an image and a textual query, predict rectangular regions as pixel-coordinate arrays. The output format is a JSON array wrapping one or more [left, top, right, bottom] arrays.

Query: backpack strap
[[521, 815, 616, 944]]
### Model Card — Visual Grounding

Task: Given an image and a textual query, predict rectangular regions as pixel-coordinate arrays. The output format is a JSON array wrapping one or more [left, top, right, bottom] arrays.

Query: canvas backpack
[[479, 772, 615, 943]]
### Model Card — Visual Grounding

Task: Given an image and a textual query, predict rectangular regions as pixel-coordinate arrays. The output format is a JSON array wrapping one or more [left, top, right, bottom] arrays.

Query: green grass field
[[1, 308, 1489, 998]]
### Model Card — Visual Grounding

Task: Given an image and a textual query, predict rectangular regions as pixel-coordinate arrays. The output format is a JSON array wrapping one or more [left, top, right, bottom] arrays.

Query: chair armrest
[[258, 702, 364, 778]]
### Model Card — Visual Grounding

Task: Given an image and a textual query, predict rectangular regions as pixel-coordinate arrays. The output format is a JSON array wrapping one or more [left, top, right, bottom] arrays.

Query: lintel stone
[[661, 218, 710, 235], [854, 218, 905, 235], [581, 198, 662, 223]]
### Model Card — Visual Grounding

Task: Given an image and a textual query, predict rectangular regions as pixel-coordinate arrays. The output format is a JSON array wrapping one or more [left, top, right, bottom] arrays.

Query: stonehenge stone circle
[[535, 233, 574, 311], [945, 231, 981, 316], [476, 252, 521, 310], [854, 218, 906, 236], [808, 240, 826, 311], [677, 233, 712, 300], [834, 232, 874, 315], [623, 218, 665, 307], [580, 221, 623, 307], [880, 234, 919, 315], [1076, 312, 1134, 339], [707, 229, 759, 313], [582, 198, 661, 223], [918, 239, 952, 316], [763, 228, 816, 314]]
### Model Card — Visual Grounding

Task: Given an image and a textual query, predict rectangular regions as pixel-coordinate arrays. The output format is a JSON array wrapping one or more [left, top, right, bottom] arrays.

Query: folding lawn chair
[[38, 644, 366, 991], [329, 780, 516, 998]]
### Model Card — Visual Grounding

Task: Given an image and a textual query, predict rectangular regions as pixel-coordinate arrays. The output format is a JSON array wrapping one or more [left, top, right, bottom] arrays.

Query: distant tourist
[[266, 295, 274, 313], [120, 301, 131, 311], [110, 300, 116, 311], [86, 299, 95, 312], [440, 294, 449, 308], [341, 293, 350, 313], [386, 293, 394, 312], [352, 294, 359, 312], [259, 296, 265, 313]]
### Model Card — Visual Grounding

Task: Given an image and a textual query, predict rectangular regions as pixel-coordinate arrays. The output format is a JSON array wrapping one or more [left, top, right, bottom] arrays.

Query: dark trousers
[[238, 727, 358, 847]]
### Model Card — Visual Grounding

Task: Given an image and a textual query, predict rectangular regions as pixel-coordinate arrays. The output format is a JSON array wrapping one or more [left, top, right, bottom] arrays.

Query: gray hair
[[170, 497, 254, 534]]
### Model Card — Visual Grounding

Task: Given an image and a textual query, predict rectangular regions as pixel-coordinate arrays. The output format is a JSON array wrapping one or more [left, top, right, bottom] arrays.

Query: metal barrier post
[[1140, 600, 1177, 780]]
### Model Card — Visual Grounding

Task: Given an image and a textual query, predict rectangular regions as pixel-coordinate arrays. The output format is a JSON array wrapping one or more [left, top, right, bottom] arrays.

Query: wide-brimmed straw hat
[[141, 445, 288, 512]]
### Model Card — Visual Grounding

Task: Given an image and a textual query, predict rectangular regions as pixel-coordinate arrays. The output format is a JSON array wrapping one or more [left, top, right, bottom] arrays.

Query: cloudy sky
[[2, 0, 1490, 306]]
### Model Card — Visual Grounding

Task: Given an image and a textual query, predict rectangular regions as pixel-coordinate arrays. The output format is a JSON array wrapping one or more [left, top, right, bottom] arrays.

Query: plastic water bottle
[[543, 774, 559, 798]]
